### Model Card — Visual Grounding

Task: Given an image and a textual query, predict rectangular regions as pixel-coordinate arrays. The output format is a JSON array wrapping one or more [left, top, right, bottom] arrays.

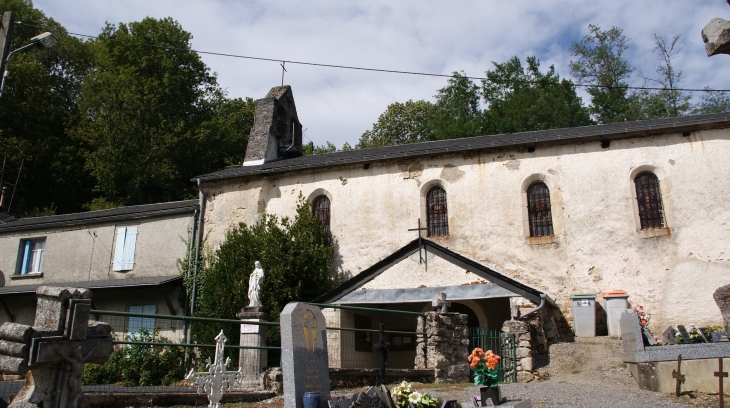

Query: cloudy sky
[[34, 1, 730, 148]]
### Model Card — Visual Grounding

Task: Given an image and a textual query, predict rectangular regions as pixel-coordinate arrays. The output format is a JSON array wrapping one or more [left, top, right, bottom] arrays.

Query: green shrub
[[82, 328, 184, 386]]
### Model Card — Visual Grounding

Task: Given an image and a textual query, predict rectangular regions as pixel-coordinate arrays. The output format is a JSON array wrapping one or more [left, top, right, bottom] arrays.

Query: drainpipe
[[190, 179, 206, 319], [519, 294, 547, 319], [182, 206, 198, 344]]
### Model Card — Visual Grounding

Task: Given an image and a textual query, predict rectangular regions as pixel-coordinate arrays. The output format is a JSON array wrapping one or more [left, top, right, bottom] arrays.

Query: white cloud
[[34, 0, 730, 147]]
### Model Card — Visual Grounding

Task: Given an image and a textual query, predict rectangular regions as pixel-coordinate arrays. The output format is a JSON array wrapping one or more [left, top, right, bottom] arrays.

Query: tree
[[0, 0, 94, 216], [630, 35, 692, 120], [356, 100, 436, 148], [183, 197, 334, 363], [75, 17, 251, 206], [431, 72, 483, 140], [693, 89, 730, 114], [482, 56, 592, 134], [570, 25, 633, 123]]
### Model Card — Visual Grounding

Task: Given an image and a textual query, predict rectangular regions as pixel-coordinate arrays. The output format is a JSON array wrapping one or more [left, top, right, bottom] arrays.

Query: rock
[[714, 284, 730, 333], [517, 371, 535, 383], [520, 357, 534, 372], [702, 18, 730, 56]]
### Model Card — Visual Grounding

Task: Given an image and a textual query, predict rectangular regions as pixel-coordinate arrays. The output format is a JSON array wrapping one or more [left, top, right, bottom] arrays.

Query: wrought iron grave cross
[[186, 330, 242, 408], [280, 62, 287, 86], [373, 323, 390, 386], [716, 357, 728, 408], [672, 354, 685, 397], [408, 218, 429, 268], [433, 292, 451, 313]]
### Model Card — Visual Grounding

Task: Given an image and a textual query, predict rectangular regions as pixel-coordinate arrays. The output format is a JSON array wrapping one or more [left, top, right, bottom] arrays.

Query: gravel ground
[[425, 336, 708, 408]]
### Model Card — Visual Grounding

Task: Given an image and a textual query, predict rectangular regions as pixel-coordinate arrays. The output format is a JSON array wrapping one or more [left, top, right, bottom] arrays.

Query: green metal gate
[[469, 323, 517, 383]]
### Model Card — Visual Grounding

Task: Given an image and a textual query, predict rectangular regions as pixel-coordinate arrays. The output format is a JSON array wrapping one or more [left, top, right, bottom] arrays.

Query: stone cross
[[0, 286, 112, 408], [716, 358, 728, 408], [186, 330, 242, 408], [432, 293, 450, 313], [672, 354, 685, 397], [373, 323, 390, 386]]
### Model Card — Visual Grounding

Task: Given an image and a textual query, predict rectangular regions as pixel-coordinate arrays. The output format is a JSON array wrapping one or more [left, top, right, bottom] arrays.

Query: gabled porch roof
[[314, 238, 552, 304]]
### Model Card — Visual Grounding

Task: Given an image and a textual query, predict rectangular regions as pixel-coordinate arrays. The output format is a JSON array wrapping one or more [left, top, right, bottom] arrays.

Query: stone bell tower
[[243, 86, 303, 166]]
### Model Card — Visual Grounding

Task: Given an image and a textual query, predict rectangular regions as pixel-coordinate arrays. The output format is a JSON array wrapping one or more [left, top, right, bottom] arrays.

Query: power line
[[17, 22, 730, 93]]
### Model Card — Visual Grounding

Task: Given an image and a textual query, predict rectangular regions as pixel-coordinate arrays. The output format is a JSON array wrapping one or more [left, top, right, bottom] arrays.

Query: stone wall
[[501, 320, 536, 382], [415, 311, 470, 383]]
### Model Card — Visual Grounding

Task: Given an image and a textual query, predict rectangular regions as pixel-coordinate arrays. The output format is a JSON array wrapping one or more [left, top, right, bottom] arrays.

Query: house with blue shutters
[[0, 200, 197, 340]]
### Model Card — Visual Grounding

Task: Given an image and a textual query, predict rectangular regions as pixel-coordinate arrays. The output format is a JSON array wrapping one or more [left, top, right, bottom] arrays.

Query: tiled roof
[[195, 112, 730, 182], [0, 200, 198, 233], [0, 276, 182, 295]]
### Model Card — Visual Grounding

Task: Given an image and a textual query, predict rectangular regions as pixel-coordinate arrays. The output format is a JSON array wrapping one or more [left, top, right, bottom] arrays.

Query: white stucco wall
[[201, 128, 730, 332], [0, 213, 193, 286]]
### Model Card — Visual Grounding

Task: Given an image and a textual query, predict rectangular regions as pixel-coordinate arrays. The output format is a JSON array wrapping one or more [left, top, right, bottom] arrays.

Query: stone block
[[0, 340, 27, 357], [520, 357, 534, 372], [431, 336, 447, 342], [516, 347, 531, 359], [460, 339, 470, 346], [0, 323, 33, 343], [518, 340, 531, 348], [517, 371, 535, 383], [446, 364, 470, 379], [0, 354, 27, 374], [715, 284, 730, 334], [702, 17, 730, 56]]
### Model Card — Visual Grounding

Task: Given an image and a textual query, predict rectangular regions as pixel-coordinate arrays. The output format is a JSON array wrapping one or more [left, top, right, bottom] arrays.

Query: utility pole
[[0, 11, 16, 81]]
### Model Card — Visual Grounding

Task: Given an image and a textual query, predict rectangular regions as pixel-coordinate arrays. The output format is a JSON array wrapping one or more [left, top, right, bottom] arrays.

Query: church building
[[194, 86, 730, 348]]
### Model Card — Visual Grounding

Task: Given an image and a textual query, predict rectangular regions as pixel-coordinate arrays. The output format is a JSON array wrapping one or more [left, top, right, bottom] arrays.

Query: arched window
[[635, 172, 665, 229], [312, 195, 332, 245], [527, 182, 554, 237], [426, 186, 448, 237]]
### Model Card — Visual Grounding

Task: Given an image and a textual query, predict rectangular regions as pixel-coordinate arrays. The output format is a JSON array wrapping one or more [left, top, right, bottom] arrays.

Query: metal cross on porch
[[672, 354, 685, 397], [186, 330, 243, 408], [373, 323, 390, 386], [408, 218, 429, 270], [716, 358, 728, 408], [280, 62, 287, 86]]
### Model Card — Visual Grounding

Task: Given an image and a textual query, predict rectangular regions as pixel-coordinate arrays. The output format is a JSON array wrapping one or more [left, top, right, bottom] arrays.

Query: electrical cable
[[16, 21, 730, 93]]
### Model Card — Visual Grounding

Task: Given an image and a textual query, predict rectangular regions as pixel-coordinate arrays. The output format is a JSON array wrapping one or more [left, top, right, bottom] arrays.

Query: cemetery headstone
[[677, 325, 693, 344], [699, 327, 711, 343], [642, 327, 656, 346], [662, 327, 679, 345], [714, 284, 730, 334], [186, 330, 242, 408], [281, 302, 330, 408], [712, 332, 730, 342], [0, 286, 112, 408]]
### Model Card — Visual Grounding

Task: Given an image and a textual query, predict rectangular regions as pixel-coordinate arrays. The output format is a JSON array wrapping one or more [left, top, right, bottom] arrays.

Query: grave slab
[[281, 302, 330, 408]]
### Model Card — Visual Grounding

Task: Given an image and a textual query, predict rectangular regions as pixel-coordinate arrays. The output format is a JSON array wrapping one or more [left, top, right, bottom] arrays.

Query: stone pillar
[[501, 320, 535, 382], [415, 311, 470, 383], [237, 306, 269, 389]]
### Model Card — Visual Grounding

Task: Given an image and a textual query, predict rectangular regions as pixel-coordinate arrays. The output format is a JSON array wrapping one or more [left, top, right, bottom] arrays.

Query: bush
[[82, 328, 184, 386]]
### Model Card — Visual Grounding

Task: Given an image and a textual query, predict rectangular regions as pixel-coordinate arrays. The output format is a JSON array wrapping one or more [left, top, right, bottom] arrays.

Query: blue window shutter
[[141, 304, 156, 331], [112, 227, 126, 271], [128, 305, 143, 335], [121, 226, 137, 270], [20, 241, 31, 275]]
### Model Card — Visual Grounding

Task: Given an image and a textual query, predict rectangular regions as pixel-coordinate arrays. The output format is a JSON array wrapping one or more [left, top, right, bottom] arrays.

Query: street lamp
[[0, 32, 58, 98]]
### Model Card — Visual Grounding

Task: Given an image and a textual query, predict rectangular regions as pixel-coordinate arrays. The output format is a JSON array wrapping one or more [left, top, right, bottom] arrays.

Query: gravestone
[[713, 332, 729, 342], [186, 330, 242, 408], [642, 327, 656, 346], [698, 328, 711, 343], [281, 302, 330, 408], [662, 327, 679, 345], [0, 286, 112, 408], [677, 325, 693, 344], [715, 285, 730, 334]]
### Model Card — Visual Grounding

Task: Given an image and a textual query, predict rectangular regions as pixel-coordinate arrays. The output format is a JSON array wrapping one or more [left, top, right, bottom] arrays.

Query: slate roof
[[0, 200, 198, 233], [313, 238, 550, 304], [0, 275, 182, 296], [194, 112, 730, 182]]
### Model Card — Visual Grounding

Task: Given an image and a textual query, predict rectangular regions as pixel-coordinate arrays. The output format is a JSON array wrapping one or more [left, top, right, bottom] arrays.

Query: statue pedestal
[[236, 307, 270, 389]]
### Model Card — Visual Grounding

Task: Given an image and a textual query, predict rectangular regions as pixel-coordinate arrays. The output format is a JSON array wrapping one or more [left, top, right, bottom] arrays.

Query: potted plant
[[390, 381, 439, 408], [469, 348, 503, 405]]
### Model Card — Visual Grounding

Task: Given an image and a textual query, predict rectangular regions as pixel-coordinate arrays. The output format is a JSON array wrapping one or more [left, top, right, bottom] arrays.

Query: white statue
[[247, 261, 264, 307]]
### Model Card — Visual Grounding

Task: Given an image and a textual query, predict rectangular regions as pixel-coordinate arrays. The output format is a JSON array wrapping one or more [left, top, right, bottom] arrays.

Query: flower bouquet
[[468, 348, 503, 405], [390, 381, 438, 408], [633, 305, 650, 328]]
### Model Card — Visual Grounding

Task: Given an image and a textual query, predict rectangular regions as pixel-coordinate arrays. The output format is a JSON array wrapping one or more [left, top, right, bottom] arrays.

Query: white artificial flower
[[409, 392, 422, 404]]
